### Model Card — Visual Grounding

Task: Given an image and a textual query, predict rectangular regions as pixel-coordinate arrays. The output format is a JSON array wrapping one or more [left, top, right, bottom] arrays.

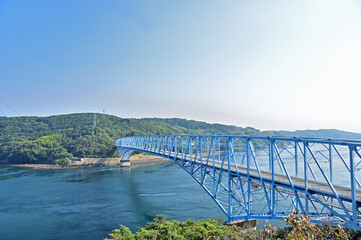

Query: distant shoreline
[[2, 163, 96, 169], [0, 155, 169, 169]]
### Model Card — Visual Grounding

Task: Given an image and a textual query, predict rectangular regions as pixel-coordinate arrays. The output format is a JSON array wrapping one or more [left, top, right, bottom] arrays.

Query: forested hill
[[274, 129, 361, 140], [1, 113, 361, 164], [0, 113, 192, 164], [144, 118, 361, 140], [142, 118, 261, 135]]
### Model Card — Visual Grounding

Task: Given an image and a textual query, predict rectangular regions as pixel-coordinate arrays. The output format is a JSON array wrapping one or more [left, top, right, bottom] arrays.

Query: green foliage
[[0, 114, 192, 164], [105, 216, 240, 240], [54, 157, 71, 165], [106, 213, 359, 240], [108, 226, 135, 240], [7, 134, 72, 164]]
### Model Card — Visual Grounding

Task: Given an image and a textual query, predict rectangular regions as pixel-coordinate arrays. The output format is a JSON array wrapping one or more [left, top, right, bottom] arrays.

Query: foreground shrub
[[105, 212, 359, 240], [106, 216, 240, 240], [281, 210, 353, 240]]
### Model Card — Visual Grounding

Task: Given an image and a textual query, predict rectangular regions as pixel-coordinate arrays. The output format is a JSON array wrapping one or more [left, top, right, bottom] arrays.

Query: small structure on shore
[[70, 157, 83, 164]]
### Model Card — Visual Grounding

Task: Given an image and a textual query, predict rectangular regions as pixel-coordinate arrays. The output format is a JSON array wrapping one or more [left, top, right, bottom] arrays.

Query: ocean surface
[[0, 162, 226, 240]]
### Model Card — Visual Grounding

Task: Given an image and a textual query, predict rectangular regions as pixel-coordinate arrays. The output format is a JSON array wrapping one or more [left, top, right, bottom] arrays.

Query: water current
[[0, 161, 227, 240]]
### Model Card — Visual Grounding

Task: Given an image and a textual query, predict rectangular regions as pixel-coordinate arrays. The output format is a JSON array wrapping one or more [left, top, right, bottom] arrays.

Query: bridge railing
[[116, 135, 361, 230]]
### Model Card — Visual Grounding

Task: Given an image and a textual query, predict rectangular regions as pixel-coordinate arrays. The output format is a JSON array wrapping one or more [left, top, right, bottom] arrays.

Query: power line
[[0, 98, 20, 116], [0, 109, 6, 116]]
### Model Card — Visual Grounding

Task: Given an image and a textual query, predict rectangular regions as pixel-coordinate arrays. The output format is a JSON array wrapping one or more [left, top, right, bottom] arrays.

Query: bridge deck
[[163, 151, 361, 205], [238, 166, 361, 203]]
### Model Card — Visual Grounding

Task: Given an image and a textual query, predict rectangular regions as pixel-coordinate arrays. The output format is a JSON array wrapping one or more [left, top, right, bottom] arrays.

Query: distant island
[[1, 113, 360, 165]]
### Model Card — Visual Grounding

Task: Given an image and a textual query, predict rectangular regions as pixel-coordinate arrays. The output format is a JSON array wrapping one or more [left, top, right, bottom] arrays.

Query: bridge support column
[[116, 148, 134, 160], [350, 146, 357, 228], [270, 139, 275, 217], [227, 137, 232, 220], [304, 142, 308, 214], [246, 138, 251, 216]]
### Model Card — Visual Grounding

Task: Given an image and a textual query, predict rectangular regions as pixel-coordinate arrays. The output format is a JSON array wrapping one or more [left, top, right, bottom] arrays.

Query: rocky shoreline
[[0, 155, 169, 169], [2, 163, 99, 169]]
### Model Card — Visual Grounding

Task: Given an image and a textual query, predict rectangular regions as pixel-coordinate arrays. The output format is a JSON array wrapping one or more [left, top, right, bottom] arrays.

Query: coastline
[[0, 155, 169, 170], [3, 163, 97, 169]]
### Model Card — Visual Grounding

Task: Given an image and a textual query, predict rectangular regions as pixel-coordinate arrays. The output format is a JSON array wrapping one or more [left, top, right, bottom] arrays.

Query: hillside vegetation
[[0, 113, 190, 164], [1, 113, 360, 164]]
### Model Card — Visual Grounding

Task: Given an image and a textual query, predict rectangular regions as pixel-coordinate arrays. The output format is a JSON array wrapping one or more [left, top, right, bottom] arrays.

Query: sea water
[[0, 162, 226, 240]]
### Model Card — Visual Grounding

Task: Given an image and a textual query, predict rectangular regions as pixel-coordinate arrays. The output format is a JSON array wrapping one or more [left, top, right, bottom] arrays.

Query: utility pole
[[103, 109, 105, 121]]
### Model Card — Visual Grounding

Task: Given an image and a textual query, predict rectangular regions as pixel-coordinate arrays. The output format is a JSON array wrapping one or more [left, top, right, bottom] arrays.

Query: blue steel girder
[[115, 135, 361, 230]]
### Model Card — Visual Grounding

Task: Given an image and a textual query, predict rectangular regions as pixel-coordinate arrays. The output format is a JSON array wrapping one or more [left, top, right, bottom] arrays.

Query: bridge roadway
[[154, 149, 361, 209]]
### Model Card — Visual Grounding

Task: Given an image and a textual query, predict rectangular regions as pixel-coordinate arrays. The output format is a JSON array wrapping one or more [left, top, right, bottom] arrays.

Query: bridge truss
[[115, 135, 361, 230]]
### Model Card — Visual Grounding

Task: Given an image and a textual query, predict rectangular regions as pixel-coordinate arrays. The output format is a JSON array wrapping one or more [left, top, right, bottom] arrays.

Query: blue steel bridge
[[115, 135, 361, 230]]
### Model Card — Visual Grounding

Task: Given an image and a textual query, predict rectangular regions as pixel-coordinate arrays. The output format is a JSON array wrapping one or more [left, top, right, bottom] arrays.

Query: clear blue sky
[[1, 0, 361, 132]]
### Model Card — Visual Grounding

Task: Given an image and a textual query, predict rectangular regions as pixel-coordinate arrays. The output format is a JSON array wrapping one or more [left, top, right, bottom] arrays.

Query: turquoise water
[[0, 162, 225, 240]]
